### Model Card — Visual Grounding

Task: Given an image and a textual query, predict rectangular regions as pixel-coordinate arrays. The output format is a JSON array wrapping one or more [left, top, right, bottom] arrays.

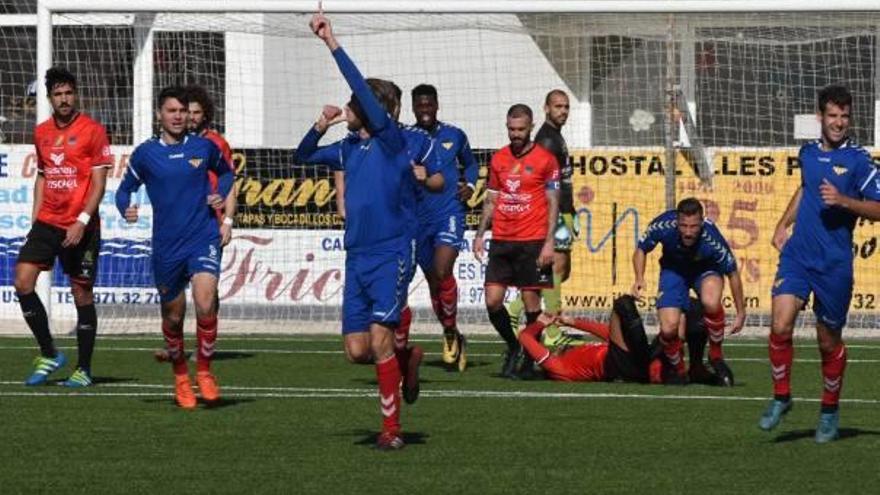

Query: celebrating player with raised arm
[[475, 104, 560, 379], [411, 83, 479, 371], [16, 67, 112, 387], [115, 86, 233, 409], [632, 197, 745, 386], [294, 11, 443, 450], [759, 85, 880, 443]]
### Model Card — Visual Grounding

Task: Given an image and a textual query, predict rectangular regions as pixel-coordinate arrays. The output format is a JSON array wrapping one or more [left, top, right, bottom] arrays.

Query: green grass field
[[1, 334, 879, 494]]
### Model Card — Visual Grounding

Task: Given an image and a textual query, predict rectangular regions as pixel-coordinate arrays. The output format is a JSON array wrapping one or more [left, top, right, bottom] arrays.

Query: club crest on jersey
[[189, 158, 203, 168], [442, 141, 453, 150], [505, 178, 521, 192], [832, 165, 848, 176], [525, 165, 534, 174], [68, 136, 77, 145]]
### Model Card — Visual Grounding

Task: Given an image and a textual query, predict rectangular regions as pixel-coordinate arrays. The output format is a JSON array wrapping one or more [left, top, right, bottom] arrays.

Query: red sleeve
[[545, 154, 560, 183], [90, 123, 112, 167], [487, 154, 500, 191]]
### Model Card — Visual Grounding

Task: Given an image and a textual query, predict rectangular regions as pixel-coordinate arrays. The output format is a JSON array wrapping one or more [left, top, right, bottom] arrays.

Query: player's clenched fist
[[412, 162, 428, 183], [124, 204, 139, 223]]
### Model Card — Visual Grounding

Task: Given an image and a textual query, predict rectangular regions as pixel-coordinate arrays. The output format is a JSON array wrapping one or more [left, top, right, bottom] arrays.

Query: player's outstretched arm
[[727, 270, 746, 334], [292, 118, 344, 168], [473, 190, 496, 263], [558, 314, 611, 342]]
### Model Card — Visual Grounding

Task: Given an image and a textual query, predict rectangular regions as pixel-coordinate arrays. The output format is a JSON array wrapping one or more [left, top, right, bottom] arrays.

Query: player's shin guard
[[376, 355, 402, 434], [768, 332, 793, 400], [437, 276, 458, 329], [704, 308, 725, 361], [394, 306, 412, 374], [820, 343, 847, 413], [75, 303, 98, 372], [660, 334, 686, 377], [161, 321, 187, 375], [18, 291, 55, 358], [488, 306, 518, 351], [196, 315, 218, 373]]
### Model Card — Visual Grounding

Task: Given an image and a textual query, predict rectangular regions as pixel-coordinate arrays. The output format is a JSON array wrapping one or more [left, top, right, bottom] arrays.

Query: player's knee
[[13, 268, 37, 294], [344, 345, 371, 364], [700, 297, 721, 315], [163, 314, 184, 332], [69, 281, 94, 306], [770, 316, 794, 336]]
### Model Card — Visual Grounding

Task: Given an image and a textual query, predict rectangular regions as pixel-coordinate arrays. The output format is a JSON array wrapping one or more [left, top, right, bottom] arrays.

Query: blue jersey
[[415, 121, 478, 223], [115, 134, 232, 259], [638, 210, 737, 275], [783, 139, 880, 268], [293, 47, 438, 254]]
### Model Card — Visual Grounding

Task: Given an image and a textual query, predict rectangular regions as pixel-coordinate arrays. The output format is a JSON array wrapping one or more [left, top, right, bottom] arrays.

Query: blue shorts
[[772, 255, 853, 331], [656, 268, 720, 310], [342, 243, 415, 334], [153, 241, 222, 302], [416, 213, 465, 273]]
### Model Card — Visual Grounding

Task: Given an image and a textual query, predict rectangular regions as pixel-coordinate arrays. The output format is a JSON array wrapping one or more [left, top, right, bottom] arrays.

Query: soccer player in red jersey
[[518, 296, 652, 383], [16, 67, 112, 387], [474, 104, 560, 379]]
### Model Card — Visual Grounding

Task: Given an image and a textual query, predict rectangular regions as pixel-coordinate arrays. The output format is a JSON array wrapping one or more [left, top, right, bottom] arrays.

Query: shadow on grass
[[423, 359, 491, 372], [212, 351, 255, 361], [140, 397, 255, 410], [774, 428, 880, 443], [350, 429, 428, 449]]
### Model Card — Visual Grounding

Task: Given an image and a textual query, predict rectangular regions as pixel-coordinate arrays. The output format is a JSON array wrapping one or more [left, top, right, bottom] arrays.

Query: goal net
[[1, 5, 879, 334]]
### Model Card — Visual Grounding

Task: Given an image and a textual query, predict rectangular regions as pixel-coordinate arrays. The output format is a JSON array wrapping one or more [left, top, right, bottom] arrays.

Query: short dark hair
[[411, 84, 438, 100], [818, 85, 852, 113], [157, 86, 188, 109], [45, 67, 76, 94], [507, 103, 533, 121], [544, 89, 568, 106], [184, 84, 215, 124], [349, 78, 401, 126], [676, 197, 704, 217]]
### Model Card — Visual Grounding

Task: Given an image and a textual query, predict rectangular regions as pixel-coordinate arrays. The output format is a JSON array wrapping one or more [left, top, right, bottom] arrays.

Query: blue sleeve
[[637, 213, 670, 253], [331, 47, 403, 152], [706, 225, 738, 274], [293, 127, 345, 171], [457, 131, 479, 186], [207, 142, 233, 199], [854, 150, 880, 201], [115, 150, 144, 216]]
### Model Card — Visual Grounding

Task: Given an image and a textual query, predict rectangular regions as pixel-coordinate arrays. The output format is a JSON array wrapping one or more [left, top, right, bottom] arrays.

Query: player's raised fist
[[310, 4, 338, 49], [124, 204, 139, 224], [412, 162, 428, 183], [322, 105, 343, 122]]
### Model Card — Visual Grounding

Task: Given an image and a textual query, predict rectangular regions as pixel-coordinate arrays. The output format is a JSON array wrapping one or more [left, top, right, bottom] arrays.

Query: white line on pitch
[[0, 385, 877, 404]]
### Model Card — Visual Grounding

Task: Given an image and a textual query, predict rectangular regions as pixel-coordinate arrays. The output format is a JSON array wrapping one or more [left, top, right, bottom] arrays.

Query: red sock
[[196, 315, 218, 373], [375, 355, 402, 434], [703, 308, 725, 361], [394, 306, 412, 374], [161, 321, 187, 375], [437, 275, 458, 329], [768, 332, 793, 398], [821, 343, 847, 409], [661, 335, 686, 376], [430, 291, 442, 327]]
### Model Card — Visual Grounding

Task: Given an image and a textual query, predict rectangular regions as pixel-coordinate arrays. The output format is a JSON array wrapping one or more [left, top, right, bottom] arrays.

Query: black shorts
[[603, 296, 651, 383], [17, 220, 100, 283], [485, 239, 553, 290]]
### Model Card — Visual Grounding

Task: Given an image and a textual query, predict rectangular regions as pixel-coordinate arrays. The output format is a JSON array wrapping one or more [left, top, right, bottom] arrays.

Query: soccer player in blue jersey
[[759, 85, 880, 443], [115, 86, 232, 410], [296, 11, 443, 450], [411, 83, 479, 371], [632, 198, 746, 385]]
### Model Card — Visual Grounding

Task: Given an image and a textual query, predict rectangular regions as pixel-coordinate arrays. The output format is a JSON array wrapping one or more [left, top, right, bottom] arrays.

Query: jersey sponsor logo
[[49, 152, 65, 166], [189, 158, 203, 168], [818, 156, 831, 163], [832, 165, 848, 176], [442, 141, 453, 150], [505, 178, 521, 192], [169, 153, 184, 159]]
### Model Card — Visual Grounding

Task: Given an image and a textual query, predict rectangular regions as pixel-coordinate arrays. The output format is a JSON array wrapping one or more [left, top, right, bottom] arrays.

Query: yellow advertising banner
[[566, 148, 880, 313]]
